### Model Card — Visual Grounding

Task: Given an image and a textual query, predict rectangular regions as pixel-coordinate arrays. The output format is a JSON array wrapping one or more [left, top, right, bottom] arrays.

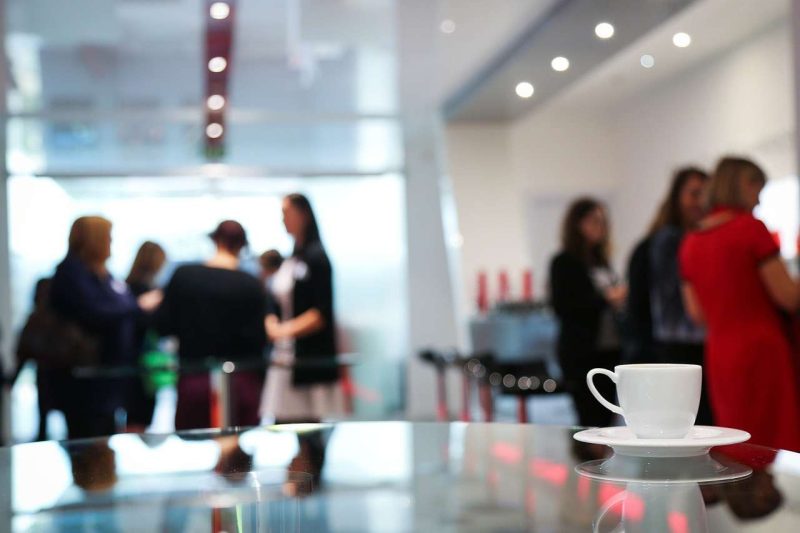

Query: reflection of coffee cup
[[587, 364, 701, 439], [593, 482, 708, 533]]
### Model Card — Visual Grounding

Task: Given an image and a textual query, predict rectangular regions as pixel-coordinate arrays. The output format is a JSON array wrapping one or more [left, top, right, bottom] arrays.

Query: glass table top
[[2, 422, 800, 532]]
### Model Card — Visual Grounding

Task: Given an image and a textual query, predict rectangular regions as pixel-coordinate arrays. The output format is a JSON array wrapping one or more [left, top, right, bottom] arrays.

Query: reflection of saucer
[[576, 453, 752, 484], [573, 426, 750, 457]]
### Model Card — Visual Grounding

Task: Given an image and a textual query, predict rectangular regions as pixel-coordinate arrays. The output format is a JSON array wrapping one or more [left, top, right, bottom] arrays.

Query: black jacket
[[624, 237, 653, 364], [284, 242, 338, 385], [154, 264, 267, 363], [549, 251, 608, 373]]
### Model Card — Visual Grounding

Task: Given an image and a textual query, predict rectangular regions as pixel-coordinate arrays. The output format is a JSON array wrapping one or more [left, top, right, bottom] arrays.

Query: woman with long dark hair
[[260, 193, 341, 422], [124, 241, 167, 431], [625, 167, 713, 425], [549, 198, 626, 428]]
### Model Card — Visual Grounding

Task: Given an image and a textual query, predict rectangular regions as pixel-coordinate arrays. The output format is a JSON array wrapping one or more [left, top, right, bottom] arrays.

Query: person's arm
[[759, 257, 800, 312], [681, 283, 705, 325], [152, 271, 180, 336], [748, 218, 800, 313], [276, 309, 325, 339]]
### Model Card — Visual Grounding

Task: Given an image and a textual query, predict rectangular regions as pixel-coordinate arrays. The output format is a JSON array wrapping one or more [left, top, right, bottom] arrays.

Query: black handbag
[[17, 307, 100, 369]]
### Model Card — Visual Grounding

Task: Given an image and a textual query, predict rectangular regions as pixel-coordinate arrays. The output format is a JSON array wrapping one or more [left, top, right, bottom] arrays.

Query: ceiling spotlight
[[595, 22, 615, 39], [210, 2, 230, 20], [551, 56, 570, 72], [206, 123, 224, 139], [640, 54, 655, 68], [673, 32, 691, 48], [515, 82, 534, 98], [440, 19, 456, 34], [207, 94, 226, 111], [208, 56, 227, 73]]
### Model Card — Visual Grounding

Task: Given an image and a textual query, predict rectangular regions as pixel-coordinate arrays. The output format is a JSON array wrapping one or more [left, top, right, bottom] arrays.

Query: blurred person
[[259, 249, 284, 287], [15, 278, 68, 441], [626, 167, 714, 425], [49, 216, 158, 439], [154, 220, 267, 430], [260, 194, 342, 423], [680, 157, 800, 451], [124, 241, 167, 432], [549, 198, 627, 428]]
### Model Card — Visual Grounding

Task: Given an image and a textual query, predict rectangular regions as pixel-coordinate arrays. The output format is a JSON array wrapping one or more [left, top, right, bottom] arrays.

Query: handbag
[[16, 306, 100, 369]]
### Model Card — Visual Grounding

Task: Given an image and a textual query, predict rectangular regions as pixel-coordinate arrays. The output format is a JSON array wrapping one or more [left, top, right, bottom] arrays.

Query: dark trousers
[[175, 371, 264, 431], [125, 376, 156, 428], [59, 375, 121, 440], [560, 349, 621, 428], [36, 368, 71, 441], [653, 342, 714, 426]]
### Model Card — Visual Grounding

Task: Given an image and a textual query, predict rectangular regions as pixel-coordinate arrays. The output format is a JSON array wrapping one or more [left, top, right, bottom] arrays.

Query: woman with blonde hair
[[680, 157, 800, 450], [49, 216, 157, 438]]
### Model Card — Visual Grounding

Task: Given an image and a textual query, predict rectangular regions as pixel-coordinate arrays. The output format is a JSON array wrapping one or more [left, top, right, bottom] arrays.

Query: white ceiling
[[435, 0, 560, 103], [444, 0, 791, 121], [7, 0, 560, 114], [562, 0, 790, 109], [444, 0, 700, 121]]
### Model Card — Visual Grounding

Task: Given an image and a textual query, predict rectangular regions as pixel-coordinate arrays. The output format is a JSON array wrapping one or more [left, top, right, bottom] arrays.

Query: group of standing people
[[551, 156, 800, 452], [19, 193, 340, 440]]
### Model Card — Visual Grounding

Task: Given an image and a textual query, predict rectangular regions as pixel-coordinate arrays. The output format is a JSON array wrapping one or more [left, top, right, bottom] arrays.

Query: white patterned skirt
[[260, 350, 343, 422]]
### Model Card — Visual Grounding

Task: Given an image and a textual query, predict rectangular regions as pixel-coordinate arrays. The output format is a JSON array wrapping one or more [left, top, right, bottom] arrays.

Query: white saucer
[[573, 426, 750, 457], [575, 453, 752, 484]]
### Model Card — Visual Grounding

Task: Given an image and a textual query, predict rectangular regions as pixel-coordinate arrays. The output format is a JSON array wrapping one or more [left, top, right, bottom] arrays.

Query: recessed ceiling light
[[207, 94, 226, 111], [209, 2, 230, 20], [208, 57, 227, 73], [206, 123, 224, 139], [440, 19, 456, 34], [673, 32, 691, 48], [595, 22, 615, 39], [640, 54, 655, 68], [515, 82, 534, 98], [551, 56, 570, 72]]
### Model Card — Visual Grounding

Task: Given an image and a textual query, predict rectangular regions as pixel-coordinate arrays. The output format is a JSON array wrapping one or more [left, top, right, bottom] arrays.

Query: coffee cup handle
[[586, 368, 624, 415]]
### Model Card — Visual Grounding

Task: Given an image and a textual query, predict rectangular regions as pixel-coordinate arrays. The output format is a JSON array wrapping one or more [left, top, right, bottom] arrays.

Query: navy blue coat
[[50, 254, 139, 415]]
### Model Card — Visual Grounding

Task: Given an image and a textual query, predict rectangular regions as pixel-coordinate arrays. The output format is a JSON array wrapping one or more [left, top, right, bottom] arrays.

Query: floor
[[7, 364, 577, 443]]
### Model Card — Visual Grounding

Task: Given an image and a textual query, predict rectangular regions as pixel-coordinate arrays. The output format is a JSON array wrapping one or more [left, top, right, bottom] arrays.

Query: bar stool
[[491, 360, 564, 423], [461, 352, 495, 422], [418, 349, 458, 421]]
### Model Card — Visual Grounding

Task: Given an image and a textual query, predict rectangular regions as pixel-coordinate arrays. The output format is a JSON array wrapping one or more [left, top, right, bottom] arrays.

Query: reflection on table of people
[[5, 423, 800, 532]]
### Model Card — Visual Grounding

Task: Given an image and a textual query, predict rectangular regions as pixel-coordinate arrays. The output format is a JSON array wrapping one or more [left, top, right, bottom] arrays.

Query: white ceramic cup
[[586, 363, 701, 439]]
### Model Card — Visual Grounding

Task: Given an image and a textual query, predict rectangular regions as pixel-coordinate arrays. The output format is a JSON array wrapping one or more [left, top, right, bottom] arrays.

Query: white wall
[[509, 103, 621, 283], [445, 15, 796, 336], [445, 123, 529, 318], [611, 20, 795, 257]]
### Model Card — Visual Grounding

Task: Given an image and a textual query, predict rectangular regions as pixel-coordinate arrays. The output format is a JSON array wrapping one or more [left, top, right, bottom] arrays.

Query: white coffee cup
[[586, 363, 701, 439]]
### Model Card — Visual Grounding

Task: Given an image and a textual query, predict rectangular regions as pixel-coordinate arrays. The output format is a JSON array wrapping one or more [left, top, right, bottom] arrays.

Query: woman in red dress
[[680, 156, 800, 451]]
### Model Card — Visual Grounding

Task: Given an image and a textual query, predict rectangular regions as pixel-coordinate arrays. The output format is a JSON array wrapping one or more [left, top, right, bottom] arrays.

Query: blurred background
[[1, 0, 797, 440]]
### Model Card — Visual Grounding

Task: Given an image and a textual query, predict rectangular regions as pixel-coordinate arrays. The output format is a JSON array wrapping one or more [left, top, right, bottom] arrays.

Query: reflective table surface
[[2, 422, 800, 532]]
